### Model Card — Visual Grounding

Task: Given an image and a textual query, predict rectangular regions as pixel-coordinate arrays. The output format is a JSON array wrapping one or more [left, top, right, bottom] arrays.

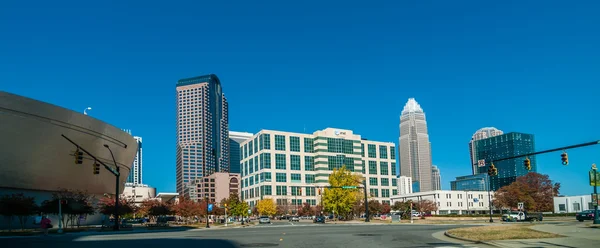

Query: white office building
[[553, 195, 595, 213], [391, 190, 494, 215], [240, 128, 399, 210], [398, 176, 413, 195]]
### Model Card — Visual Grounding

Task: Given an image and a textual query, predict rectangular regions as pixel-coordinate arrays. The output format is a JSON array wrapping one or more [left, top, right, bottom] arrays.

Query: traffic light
[[561, 152, 569, 165], [75, 149, 83, 164], [93, 162, 100, 175], [524, 157, 531, 171], [488, 163, 498, 176]]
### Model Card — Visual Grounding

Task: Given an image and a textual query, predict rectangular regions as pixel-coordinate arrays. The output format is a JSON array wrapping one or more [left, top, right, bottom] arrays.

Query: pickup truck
[[502, 211, 543, 222]]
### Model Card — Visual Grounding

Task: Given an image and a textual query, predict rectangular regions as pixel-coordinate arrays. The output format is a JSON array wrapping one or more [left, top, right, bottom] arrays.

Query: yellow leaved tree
[[256, 198, 277, 216], [322, 165, 362, 218]]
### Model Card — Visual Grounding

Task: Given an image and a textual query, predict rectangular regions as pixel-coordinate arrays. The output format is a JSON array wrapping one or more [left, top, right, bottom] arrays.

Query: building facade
[[432, 165, 441, 190], [553, 195, 595, 213], [450, 174, 489, 191], [192, 172, 240, 203], [398, 176, 413, 195], [240, 128, 398, 210], [391, 190, 494, 215], [126, 136, 143, 185], [474, 132, 536, 191], [399, 98, 433, 192], [175, 74, 230, 201], [469, 127, 504, 175], [123, 184, 156, 205], [229, 131, 254, 174]]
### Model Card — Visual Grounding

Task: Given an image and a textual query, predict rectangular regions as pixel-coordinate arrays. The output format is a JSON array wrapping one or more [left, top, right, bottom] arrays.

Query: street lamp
[[591, 164, 600, 224], [205, 194, 210, 228], [84, 107, 92, 115], [104, 144, 121, 231]]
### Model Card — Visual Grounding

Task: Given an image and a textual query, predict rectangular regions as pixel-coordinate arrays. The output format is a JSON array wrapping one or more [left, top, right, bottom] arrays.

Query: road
[[1, 223, 492, 248]]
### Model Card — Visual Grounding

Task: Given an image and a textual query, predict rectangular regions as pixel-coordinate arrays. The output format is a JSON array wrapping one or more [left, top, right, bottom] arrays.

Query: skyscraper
[[474, 132, 536, 191], [176, 74, 229, 200], [126, 136, 143, 185], [399, 98, 433, 192], [229, 131, 254, 174], [431, 165, 441, 190], [469, 127, 504, 175]]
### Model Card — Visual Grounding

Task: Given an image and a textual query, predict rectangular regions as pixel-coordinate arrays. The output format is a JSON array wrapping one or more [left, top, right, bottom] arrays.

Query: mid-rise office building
[[126, 136, 143, 185], [469, 127, 503, 175], [474, 132, 536, 191], [450, 173, 489, 191], [398, 176, 413, 195], [175, 74, 229, 201], [399, 98, 433, 192], [229, 131, 254, 174], [431, 165, 441, 190], [191, 172, 240, 203], [391, 190, 494, 215], [240, 128, 398, 210]]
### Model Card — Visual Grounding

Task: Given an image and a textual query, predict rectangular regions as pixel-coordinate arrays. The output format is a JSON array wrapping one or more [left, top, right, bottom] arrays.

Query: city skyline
[[3, 1, 599, 196]]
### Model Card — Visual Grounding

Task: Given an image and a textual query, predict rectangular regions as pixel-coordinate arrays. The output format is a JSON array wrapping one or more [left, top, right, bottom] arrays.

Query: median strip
[[445, 225, 562, 241]]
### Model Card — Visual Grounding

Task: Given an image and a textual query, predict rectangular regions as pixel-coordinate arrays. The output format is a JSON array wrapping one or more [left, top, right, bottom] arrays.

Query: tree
[[414, 200, 437, 218], [494, 172, 560, 212], [148, 201, 174, 218], [381, 203, 391, 214], [322, 165, 362, 218], [299, 202, 312, 216], [97, 196, 135, 218], [367, 200, 382, 219], [256, 198, 277, 216], [0, 193, 39, 231], [231, 201, 249, 218], [39, 189, 95, 228], [173, 197, 202, 223]]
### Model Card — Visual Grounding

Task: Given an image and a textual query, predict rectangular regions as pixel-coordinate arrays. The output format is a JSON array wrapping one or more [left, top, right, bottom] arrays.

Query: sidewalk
[[488, 223, 600, 248]]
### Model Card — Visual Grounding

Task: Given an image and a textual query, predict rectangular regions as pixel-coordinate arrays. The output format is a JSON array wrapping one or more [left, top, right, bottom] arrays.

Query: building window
[[390, 146, 395, 159], [305, 187, 316, 196], [392, 189, 398, 196], [261, 172, 271, 182], [361, 144, 365, 157], [276, 173, 287, 182], [380, 162, 388, 175], [379, 145, 388, 159], [275, 135, 286, 151], [304, 156, 315, 171], [381, 189, 390, 198], [291, 173, 301, 183], [276, 186, 287, 196], [368, 161, 377, 175], [573, 203, 581, 212], [381, 178, 389, 186], [291, 155, 301, 170], [262, 134, 271, 150], [391, 162, 397, 176], [304, 138, 314, 153], [327, 155, 344, 170], [368, 144, 376, 158], [305, 174, 315, 183], [290, 136, 300, 152], [262, 185, 272, 195], [369, 177, 377, 186], [369, 189, 379, 197], [276, 154, 286, 170], [291, 186, 301, 196], [392, 178, 397, 186], [254, 137, 258, 153], [249, 140, 254, 156], [249, 159, 254, 174]]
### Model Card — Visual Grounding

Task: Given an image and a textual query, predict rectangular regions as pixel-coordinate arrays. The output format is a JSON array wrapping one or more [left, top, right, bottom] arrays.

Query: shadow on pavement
[[74, 238, 240, 247]]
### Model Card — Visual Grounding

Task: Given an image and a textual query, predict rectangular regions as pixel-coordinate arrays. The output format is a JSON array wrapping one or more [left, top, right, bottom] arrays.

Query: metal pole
[[206, 195, 210, 228], [104, 145, 120, 231], [363, 179, 369, 222], [594, 165, 600, 224], [58, 199, 63, 233], [225, 206, 228, 227], [488, 176, 493, 223], [410, 202, 413, 224]]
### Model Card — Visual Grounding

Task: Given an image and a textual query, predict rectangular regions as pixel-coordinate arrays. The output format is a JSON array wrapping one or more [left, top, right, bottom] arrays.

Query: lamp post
[[487, 174, 493, 223], [205, 194, 210, 228], [592, 164, 600, 224], [84, 107, 92, 115], [104, 144, 120, 231]]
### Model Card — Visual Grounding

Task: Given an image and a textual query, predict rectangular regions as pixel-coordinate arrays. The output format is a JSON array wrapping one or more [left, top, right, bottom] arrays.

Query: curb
[[443, 231, 503, 247]]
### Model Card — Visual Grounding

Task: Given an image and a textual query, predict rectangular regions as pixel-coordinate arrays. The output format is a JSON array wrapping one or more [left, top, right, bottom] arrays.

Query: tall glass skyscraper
[[176, 74, 229, 200], [399, 98, 433, 192], [469, 127, 504, 175], [229, 131, 254, 174], [474, 132, 536, 191]]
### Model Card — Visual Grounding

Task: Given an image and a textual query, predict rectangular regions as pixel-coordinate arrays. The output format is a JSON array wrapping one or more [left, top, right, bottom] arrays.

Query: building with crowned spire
[[398, 98, 433, 192]]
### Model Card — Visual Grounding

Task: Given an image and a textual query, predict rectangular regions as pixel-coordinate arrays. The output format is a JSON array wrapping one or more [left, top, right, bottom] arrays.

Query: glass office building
[[450, 174, 489, 191], [474, 132, 536, 191]]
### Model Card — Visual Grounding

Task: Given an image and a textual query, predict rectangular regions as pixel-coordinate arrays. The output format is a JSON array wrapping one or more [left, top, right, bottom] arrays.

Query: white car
[[289, 216, 300, 222], [259, 216, 271, 224]]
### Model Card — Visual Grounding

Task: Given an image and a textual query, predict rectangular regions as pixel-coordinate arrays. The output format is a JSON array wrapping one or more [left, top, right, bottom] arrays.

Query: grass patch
[[447, 225, 562, 241]]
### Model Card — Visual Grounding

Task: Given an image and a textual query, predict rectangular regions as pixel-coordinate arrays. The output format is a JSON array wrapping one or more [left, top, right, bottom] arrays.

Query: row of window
[[367, 161, 397, 175], [241, 154, 315, 176], [362, 144, 396, 159], [242, 186, 398, 199]]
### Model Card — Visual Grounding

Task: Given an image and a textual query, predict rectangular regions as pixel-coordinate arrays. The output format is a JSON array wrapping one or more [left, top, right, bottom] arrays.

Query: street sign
[[342, 186, 357, 189], [208, 204, 213, 212], [248, 209, 251, 214], [473, 198, 479, 203], [518, 202, 524, 210], [478, 160, 486, 167]]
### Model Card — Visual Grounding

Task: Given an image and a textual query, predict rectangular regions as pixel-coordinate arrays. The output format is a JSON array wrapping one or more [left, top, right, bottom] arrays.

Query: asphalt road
[[2, 224, 489, 248]]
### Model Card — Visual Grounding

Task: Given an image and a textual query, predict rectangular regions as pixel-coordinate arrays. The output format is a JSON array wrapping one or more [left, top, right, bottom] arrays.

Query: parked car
[[259, 216, 271, 224], [502, 211, 543, 222], [289, 216, 300, 222], [576, 210, 596, 222], [313, 216, 326, 223]]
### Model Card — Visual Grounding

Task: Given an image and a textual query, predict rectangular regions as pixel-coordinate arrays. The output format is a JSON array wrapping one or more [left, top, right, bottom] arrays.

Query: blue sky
[[1, 1, 599, 196]]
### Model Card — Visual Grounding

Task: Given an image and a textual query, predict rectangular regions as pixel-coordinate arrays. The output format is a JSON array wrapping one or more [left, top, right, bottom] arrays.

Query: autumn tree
[[381, 203, 391, 214], [173, 197, 202, 223], [494, 172, 560, 212], [322, 165, 362, 218], [299, 202, 312, 216], [0, 193, 39, 231], [148, 201, 174, 219], [367, 200, 382, 219], [414, 200, 437, 218], [256, 198, 277, 216], [98, 196, 135, 218], [39, 189, 95, 228]]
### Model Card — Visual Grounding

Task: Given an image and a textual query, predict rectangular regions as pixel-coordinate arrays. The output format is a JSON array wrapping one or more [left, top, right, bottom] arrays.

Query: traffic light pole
[[490, 140, 600, 164]]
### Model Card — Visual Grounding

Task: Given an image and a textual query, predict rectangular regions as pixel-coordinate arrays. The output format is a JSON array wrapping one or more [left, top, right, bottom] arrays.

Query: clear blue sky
[[2, 1, 599, 196]]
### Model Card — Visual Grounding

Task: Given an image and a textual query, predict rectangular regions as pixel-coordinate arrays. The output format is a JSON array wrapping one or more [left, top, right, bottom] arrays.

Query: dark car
[[576, 210, 596, 221], [313, 216, 326, 223]]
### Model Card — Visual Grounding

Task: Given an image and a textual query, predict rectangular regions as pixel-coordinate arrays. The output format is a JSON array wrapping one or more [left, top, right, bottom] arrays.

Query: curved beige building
[[0, 91, 138, 197]]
